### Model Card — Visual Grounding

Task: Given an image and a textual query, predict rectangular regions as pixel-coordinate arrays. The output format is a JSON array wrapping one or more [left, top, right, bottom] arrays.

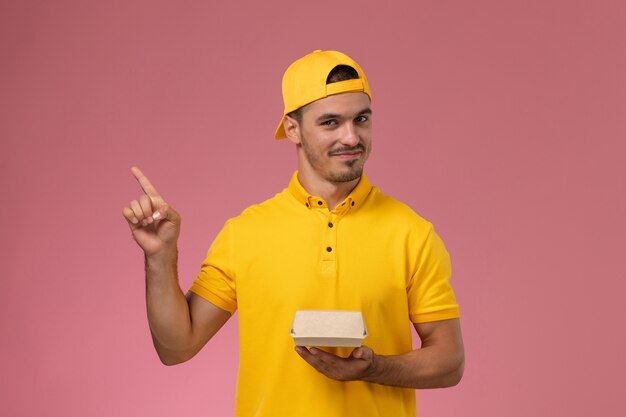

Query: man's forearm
[[364, 344, 464, 389], [144, 247, 194, 364]]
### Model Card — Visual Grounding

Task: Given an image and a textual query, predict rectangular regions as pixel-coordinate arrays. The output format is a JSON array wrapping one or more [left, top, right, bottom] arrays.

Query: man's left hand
[[295, 345, 377, 381]]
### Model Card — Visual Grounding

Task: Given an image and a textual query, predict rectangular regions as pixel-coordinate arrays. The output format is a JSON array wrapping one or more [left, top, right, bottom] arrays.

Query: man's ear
[[283, 115, 301, 145]]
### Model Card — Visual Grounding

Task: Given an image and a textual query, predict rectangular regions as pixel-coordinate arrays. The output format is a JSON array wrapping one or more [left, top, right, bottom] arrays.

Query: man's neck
[[297, 171, 360, 210]]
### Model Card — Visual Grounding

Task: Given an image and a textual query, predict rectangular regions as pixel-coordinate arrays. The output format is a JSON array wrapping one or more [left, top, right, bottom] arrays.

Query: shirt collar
[[287, 171, 373, 212]]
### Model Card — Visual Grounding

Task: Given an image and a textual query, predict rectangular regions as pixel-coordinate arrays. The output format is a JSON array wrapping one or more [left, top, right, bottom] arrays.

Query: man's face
[[294, 92, 372, 184]]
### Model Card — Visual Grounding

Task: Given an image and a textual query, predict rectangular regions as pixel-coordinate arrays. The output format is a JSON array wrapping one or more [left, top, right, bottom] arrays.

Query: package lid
[[290, 310, 368, 347]]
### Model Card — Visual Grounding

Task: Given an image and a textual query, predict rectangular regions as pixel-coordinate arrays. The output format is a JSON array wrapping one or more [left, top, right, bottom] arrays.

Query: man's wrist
[[145, 246, 178, 272], [146, 244, 177, 259], [361, 349, 385, 383]]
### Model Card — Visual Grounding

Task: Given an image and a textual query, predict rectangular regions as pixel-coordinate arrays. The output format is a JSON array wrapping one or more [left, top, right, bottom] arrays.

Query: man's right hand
[[122, 167, 181, 257]]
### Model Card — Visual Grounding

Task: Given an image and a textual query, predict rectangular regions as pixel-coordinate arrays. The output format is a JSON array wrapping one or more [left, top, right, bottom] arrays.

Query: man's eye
[[356, 115, 369, 123], [321, 120, 336, 126]]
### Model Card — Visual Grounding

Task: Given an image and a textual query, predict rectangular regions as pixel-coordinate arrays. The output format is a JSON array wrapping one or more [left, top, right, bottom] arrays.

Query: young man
[[123, 50, 464, 417]]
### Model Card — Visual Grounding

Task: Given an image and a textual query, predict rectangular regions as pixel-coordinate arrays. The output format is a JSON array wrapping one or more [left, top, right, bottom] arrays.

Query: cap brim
[[274, 115, 287, 139]]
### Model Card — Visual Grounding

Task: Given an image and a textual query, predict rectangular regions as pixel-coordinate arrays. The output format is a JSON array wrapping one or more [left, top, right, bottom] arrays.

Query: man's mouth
[[329, 145, 365, 158]]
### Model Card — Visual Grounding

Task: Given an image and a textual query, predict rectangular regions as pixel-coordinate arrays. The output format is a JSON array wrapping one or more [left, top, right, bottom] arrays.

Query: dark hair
[[287, 65, 360, 124]]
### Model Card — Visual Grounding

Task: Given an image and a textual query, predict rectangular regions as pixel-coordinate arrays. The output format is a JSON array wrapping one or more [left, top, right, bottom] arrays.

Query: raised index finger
[[130, 166, 162, 200]]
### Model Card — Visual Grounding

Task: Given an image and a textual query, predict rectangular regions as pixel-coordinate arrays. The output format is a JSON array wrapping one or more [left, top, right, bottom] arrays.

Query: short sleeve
[[189, 220, 238, 314], [407, 226, 460, 323]]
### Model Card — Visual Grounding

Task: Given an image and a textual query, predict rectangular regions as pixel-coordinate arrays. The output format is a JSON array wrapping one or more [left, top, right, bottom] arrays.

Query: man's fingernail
[[152, 212, 161, 220]]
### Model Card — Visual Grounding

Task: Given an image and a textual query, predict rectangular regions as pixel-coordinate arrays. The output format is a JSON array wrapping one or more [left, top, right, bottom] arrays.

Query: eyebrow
[[315, 107, 373, 123]]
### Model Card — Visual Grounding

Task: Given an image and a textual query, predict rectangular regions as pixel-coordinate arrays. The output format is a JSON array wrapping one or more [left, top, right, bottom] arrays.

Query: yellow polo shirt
[[190, 172, 459, 417]]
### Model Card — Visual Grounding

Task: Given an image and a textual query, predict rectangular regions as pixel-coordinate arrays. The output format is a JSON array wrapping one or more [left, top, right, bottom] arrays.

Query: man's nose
[[339, 122, 359, 146]]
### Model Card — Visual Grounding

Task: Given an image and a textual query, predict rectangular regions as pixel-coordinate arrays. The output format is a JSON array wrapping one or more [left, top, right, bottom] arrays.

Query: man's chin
[[329, 167, 363, 183]]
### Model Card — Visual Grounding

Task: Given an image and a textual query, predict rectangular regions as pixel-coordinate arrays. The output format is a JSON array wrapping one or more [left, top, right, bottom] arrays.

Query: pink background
[[1, 1, 625, 416]]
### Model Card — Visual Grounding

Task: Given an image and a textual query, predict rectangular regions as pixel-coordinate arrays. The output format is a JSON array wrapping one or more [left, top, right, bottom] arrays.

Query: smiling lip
[[329, 148, 363, 159], [331, 152, 361, 160]]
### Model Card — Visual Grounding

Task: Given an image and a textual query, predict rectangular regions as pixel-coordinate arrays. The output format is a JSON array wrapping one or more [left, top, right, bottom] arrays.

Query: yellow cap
[[274, 50, 372, 139]]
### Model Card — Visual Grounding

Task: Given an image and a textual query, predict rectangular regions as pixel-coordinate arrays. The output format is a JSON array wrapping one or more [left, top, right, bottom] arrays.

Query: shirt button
[[305, 202, 309, 207], [328, 222, 333, 228], [317, 201, 323, 206], [326, 246, 332, 252], [351, 201, 355, 206]]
